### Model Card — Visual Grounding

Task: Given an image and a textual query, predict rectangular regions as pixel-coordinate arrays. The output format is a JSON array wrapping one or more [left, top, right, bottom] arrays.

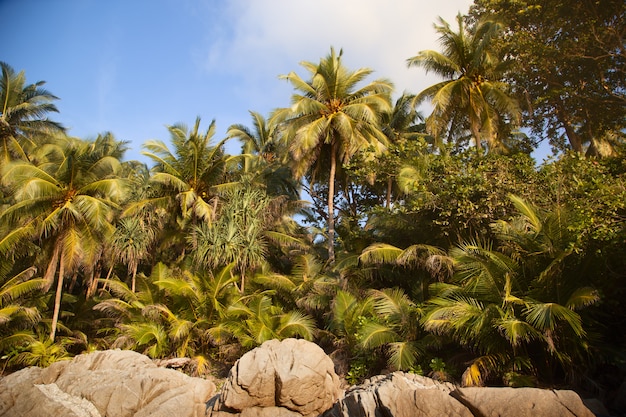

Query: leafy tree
[[469, 0, 625, 155], [274, 47, 393, 263], [227, 111, 299, 199], [0, 62, 64, 164], [1, 134, 126, 340], [390, 150, 541, 247], [407, 14, 521, 153]]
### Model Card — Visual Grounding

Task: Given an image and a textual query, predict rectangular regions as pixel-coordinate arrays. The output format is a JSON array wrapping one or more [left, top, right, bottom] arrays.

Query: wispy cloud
[[204, 0, 472, 107]]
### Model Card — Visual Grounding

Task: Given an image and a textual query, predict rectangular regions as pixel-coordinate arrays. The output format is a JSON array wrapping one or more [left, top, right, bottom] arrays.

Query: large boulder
[[324, 371, 596, 417], [452, 386, 596, 417], [324, 372, 470, 417], [208, 338, 342, 417], [0, 349, 216, 417]]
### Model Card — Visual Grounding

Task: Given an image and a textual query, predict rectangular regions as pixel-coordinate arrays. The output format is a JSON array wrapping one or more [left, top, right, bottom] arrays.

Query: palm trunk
[[131, 264, 137, 293], [49, 248, 65, 341], [471, 122, 482, 154], [328, 143, 336, 264], [386, 177, 392, 209], [43, 245, 60, 292]]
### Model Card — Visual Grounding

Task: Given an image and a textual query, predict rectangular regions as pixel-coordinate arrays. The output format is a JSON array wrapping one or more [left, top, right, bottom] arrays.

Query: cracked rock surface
[[207, 338, 342, 417], [0, 341, 598, 417], [0, 349, 216, 417], [323, 372, 595, 417]]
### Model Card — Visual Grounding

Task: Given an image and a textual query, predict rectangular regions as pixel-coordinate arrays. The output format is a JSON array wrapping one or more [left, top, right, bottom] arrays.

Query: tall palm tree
[[129, 118, 232, 262], [407, 14, 521, 153], [138, 117, 231, 224], [273, 47, 393, 263], [1, 134, 126, 340], [228, 110, 277, 169], [378, 93, 425, 207], [227, 111, 298, 199], [0, 62, 64, 163]]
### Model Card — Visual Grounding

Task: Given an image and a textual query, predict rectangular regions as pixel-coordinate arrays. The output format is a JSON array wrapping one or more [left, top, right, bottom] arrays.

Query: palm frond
[[359, 321, 398, 348], [277, 310, 316, 340], [359, 243, 403, 265]]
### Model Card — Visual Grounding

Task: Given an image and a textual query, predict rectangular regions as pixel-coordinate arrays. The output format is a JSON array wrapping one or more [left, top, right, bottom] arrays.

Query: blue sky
[[3, 0, 475, 162]]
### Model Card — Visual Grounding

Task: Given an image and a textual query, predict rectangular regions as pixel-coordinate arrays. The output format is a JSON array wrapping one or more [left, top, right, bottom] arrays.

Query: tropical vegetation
[[0, 2, 624, 403]]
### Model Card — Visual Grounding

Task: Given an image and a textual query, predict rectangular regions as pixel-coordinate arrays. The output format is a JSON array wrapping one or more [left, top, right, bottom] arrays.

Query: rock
[[324, 372, 471, 417], [324, 371, 596, 417], [208, 338, 342, 417], [452, 387, 596, 417], [0, 349, 216, 417], [0, 344, 601, 417]]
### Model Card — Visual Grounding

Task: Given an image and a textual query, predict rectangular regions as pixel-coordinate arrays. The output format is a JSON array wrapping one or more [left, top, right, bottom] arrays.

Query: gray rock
[[324, 372, 471, 417], [325, 371, 596, 417]]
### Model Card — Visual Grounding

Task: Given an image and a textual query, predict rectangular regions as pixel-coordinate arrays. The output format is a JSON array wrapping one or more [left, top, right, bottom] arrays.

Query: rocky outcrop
[[207, 338, 342, 417], [0, 349, 216, 417], [0, 340, 600, 417], [324, 371, 596, 417]]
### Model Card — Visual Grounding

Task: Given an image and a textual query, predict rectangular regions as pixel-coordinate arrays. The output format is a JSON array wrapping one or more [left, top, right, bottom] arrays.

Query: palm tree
[[378, 93, 426, 207], [128, 118, 233, 263], [0, 62, 64, 163], [358, 288, 423, 371], [227, 111, 298, 199], [191, 185, 306, 294], [422, 196, 600, 385], [224, 293, 316, 350], [1, 134, 126, 341], [274, 47, 393, 263], [359, 242, 452, 300], [0, 266, 42, 324], [407, 14, 521, 152], [228, 110, 277, 169], [137, 117, 231, 224], [107, 216, 156, 293]]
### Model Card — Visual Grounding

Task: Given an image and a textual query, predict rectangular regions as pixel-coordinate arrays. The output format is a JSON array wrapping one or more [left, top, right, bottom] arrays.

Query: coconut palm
[[359, 242, 452, 300], [377, 93, 426, 207], [407, 14, 521, 152], [227, 111, 298, 199], [274, 47, 393, 263], [228, 110, 278, 169], [0, 267, 43, 328], [0, 62, 64, 163], [0, 134, 126, 340], [253, 253, 339, 315], [137, 117, 231, 224]]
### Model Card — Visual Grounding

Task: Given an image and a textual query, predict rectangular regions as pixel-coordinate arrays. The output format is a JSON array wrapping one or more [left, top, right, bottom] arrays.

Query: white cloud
[[204, 0, 473, 108]]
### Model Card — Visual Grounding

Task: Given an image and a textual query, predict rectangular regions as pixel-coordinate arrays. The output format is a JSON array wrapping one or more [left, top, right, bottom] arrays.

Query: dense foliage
[[1, 2, 624, 402]]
